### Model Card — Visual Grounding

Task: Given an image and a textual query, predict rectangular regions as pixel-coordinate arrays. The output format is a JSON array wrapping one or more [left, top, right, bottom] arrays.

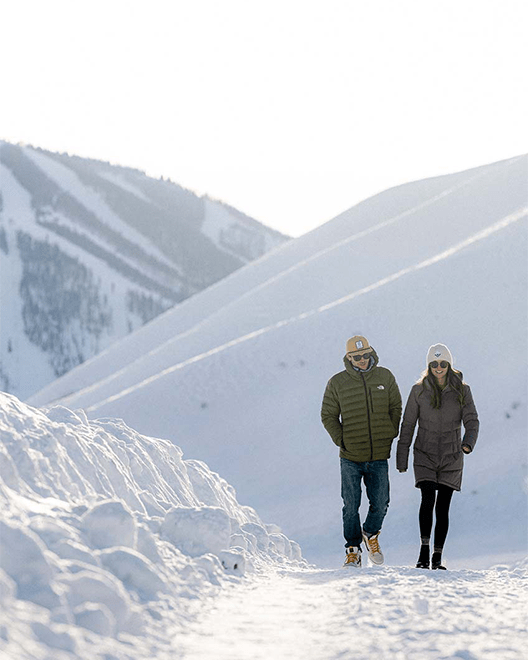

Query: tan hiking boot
[[362, 530, 384, 565], [343, 546, 362, 567]]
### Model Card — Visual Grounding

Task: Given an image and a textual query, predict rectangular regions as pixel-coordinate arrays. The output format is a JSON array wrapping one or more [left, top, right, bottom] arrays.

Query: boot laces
[[367, 534, 380, 554], [345, 547, 360, 563]]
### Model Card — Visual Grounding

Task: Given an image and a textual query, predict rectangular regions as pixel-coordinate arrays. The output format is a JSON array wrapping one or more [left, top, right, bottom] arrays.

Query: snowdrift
[[0, 392, 304, 659], [29, 155, 528, 567]]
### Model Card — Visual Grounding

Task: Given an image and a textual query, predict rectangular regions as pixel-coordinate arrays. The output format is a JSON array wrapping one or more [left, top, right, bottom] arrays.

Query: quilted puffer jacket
[[321, 349, 402, 461], [396, 379, 479, 491]]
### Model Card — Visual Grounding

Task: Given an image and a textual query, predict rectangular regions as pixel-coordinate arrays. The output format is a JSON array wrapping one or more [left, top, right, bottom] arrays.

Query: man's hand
[[462, 444, 472, 454]]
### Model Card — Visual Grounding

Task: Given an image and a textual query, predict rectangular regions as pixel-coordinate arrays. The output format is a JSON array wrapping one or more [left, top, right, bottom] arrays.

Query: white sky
[[1, 0, 527, 236]]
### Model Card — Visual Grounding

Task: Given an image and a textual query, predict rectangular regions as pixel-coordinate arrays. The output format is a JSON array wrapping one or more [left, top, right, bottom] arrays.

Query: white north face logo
[[377, 385, 385, 390], [355, 340, 364, 349]]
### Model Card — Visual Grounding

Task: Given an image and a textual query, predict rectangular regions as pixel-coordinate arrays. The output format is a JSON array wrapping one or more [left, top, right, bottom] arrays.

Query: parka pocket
[[369, 386, 389, 413]]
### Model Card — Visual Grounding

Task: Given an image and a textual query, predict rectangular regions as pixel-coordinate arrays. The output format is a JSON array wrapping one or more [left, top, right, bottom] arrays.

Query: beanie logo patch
[[355, 340, 364, 349], [434, 351, 441, 357]]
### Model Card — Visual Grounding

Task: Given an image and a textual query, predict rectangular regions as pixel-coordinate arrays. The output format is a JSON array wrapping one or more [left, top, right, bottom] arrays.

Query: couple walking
[[321, 335, 479, 569]]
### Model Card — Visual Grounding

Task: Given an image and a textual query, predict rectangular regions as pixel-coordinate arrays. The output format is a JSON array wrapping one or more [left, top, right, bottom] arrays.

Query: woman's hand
[[462, 444, 472, 454]]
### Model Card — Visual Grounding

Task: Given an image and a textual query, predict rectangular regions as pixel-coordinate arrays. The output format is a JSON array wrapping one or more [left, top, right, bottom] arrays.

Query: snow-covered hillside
[[0, 141, 288, 399], [0, 391, 304, 659], [31, 155, 528, 569], [1, 392, 526, 660]]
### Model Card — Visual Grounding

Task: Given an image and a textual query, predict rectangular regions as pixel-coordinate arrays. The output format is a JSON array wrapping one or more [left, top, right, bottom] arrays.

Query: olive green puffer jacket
[[321, 349, 402, 462]]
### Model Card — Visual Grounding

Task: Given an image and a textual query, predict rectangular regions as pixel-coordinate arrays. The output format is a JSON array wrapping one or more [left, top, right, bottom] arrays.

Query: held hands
[[398, 469, 407, 473]]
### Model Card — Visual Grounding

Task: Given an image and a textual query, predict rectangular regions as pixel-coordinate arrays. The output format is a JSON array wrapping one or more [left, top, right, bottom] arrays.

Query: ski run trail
[[177, 563, 527, 660]]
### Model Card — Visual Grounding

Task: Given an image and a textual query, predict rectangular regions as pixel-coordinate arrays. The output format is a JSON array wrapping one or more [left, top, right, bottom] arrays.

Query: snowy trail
[[179, 565, 527, 660]]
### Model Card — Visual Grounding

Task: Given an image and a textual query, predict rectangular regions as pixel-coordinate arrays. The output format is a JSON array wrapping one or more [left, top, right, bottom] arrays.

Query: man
[[321, 335, 402, 567]]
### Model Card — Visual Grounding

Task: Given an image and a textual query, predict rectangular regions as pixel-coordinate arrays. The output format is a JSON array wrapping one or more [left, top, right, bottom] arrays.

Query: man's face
[[347, 351, 372, 370]]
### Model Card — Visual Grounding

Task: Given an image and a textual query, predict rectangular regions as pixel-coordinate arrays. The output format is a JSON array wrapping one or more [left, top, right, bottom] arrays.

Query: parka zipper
[[360, 372, 374, 461]]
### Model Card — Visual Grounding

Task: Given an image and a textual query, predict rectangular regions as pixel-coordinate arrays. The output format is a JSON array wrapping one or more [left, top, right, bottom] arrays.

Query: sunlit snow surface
[[178, 565, 528, 660], [0, 392, 304, 659], [2, 392, 526, 660]]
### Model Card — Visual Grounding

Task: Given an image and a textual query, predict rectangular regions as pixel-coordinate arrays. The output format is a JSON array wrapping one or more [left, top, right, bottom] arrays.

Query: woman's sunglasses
[[430, 361, 449, 369], [352, 353, 372, 362]]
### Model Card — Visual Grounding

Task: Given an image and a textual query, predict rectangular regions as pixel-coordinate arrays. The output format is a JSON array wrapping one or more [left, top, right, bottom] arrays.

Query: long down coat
[[396, 379, 479, 491]]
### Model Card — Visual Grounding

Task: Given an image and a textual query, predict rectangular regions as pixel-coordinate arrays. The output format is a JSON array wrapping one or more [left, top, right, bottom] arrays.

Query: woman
[[397, 344, 479, 570]]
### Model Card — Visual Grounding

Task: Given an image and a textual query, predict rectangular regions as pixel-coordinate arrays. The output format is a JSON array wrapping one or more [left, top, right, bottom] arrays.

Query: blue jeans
[[340, 457, 390, 548]]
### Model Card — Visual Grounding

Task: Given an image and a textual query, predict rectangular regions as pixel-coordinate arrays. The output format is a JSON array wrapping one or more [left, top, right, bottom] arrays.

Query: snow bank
[[0, 391, 305, 659]]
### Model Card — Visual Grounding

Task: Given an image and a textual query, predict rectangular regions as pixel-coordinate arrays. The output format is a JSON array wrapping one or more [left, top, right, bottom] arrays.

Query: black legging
[[418, 481, 454, 551]]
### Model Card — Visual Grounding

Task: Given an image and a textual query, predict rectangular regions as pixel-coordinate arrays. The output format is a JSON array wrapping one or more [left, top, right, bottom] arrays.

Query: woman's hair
[[417, 364, 466, 409]]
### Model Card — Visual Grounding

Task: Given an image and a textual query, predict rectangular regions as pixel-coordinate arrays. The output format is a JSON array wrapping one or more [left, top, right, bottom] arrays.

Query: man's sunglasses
[[430, 361, 449, 369], [352, 352, 372, 362]]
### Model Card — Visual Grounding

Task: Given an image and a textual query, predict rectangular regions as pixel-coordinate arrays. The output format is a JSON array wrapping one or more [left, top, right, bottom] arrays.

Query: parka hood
[[343, 347, 380, 376]]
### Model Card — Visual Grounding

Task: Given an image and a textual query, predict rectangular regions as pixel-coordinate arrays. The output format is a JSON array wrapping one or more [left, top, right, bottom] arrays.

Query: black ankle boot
[[431, 551, 446, 570], [416, 544, 430, 568]]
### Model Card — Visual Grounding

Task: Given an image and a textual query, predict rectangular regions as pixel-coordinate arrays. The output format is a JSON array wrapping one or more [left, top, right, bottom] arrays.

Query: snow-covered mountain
[[3, 155, 527, 660], [0, 141, 288, 399], [30, 155, 528, 568]]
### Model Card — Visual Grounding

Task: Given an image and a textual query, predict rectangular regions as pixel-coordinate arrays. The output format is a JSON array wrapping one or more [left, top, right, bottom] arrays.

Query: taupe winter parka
[[396, 379, 479, 491], [321, 350, 402, 462]]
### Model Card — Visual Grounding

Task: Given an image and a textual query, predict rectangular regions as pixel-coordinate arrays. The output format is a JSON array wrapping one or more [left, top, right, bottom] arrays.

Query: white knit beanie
[[426, 344, 453, 368]]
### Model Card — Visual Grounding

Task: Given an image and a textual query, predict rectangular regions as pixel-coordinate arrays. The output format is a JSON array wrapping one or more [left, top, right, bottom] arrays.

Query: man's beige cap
[[346, 335, 371, 354]]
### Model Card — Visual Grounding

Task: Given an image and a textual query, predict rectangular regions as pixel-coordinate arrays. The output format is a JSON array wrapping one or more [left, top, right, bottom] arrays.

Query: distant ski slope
[[0, 141, 287, 399], [31, 155, 526, 409]]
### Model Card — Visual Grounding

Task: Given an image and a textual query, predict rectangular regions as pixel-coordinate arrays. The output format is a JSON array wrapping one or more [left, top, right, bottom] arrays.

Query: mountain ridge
[[0, 140, 288, 399]]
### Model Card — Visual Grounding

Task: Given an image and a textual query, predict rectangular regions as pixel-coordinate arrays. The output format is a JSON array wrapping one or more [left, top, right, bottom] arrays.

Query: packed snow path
[[179, 564, 527, 660], [1, 395, 526, 660]]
